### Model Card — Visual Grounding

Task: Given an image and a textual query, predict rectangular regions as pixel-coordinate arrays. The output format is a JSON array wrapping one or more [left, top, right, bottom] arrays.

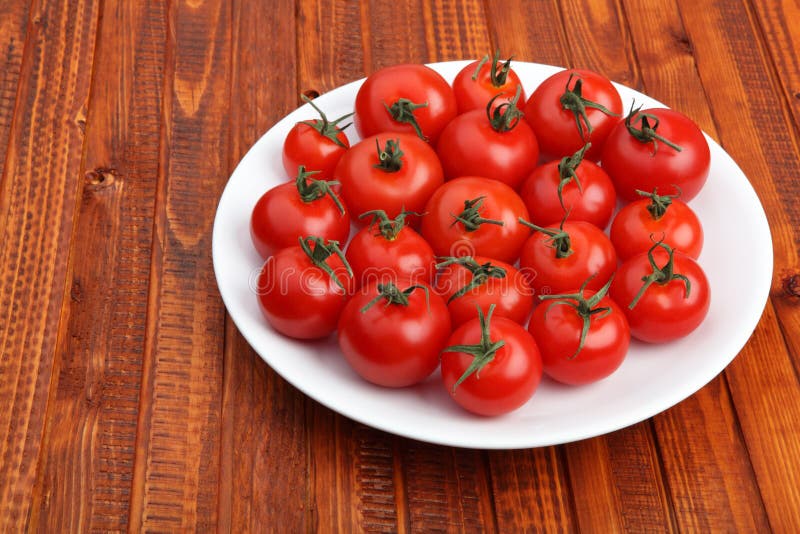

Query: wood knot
[[782, 272, 800, 298], [302, 89, 320, 100], [85, 167, 117, 187]]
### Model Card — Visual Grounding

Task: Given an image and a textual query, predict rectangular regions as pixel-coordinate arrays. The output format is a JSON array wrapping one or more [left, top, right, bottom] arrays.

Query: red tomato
[[435, 255, 533, 327], [529, 278, 630, 385], [256, 237, 353, 339], [250, 167, 350, 259], [354, 64, 457, 144], [523, 69, 622, 161], [519, 219, 617, 296], [601, 106, 710, 202], [421, 176, 530, 263], [452, 51, 527, 114], [334, 133, 444, 223], [610, 187, 703, 261], [441, 305, 542, 416], [436, 88, 539, 189], [518, 143, 616, 228], [346, 210, 436, 287], [282, 95, 352, 180], [338, 281, 451, 387], [610, 242, 710, 343]]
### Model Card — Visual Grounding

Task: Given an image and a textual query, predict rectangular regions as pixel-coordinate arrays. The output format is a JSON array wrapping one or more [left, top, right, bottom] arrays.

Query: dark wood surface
[[1, 0, 799, 531]]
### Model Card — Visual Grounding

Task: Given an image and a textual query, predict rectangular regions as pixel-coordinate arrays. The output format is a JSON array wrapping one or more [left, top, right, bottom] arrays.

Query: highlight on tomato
[[610, 240, 710, 343], [337, 281, 451, 388], [256, 236, 353, 339], [452, 49, 527, 114], [441, 304, 543, 416], [250, 166, 350, 259], [528, 276, 630, 386]]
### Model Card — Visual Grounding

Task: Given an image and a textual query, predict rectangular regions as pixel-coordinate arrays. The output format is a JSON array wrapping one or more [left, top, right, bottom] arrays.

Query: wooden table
[[1, 0, 799, 531]]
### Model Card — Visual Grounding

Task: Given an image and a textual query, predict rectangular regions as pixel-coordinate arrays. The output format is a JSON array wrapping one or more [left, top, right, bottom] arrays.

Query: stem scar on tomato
[[436, 256, 507, 302], [559, 72, 620, 140], [450, 196, 505, 231], [628, 239, 691, 309], [441, 304, 506, 391]]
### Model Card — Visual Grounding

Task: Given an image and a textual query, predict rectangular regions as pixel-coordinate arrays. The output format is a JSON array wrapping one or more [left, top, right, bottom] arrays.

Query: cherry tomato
[[256, 237, 353, 339], [436, 88, 539, 189], [523, 69, 622, 161], [421, 176, 530, 263], [601, 106, 710, 202], [354, 64, 457, 145], [610, 187, 703, 261], [346, 210, 436, 287], [518, 143, 616, 229], [610, 241, 710, 343], [282, 95, 352, 181], [435, 255, 533, 327], [441, 305, 542, 416], [334, 133, 444, 224], [452, 51, 527, 114], [250, 167, 350, 259], [518, 219, 617, 296], [338, 281, 451, 387]]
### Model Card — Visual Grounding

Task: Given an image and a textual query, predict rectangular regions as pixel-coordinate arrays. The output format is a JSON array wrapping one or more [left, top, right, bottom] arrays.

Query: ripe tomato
[[610, 241, 710, 343], [518, 143, 616, 229], [601, 106, 710, 202], [346, 210, 436, 287], [354, 64, 457, 144], [282, 95, 352, 180], [435, 255, 533, 327], [334, 133, 444, 223], [519, 219, 617, 296], [256, 237, 353, 339], [441, 305, 542, 416], [523, 69, 622, 161], [610, 187, 703, 261], [436, 88, 539, 189], [338, 281, 451, 387], [421, 176, 530, 263], [452, 50, 527, 114], [250, 167, 350, 259]]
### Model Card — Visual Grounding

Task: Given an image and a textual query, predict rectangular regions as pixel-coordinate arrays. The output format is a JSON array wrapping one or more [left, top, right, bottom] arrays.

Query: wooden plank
[[0, 0, 30, 177], [127, 0, 232, 530], [25, 1, 167, 531], [0, 0, 101, 529]]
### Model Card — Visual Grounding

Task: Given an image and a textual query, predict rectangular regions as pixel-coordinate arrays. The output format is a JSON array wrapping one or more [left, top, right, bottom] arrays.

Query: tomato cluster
[[250, 57, 712, 417]]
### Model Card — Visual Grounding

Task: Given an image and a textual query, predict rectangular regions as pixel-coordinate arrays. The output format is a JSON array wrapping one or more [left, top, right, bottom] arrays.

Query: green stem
[[441, 304, 506, 391], [360, 282, 430, 314], [384, 98, 429, 140], [628, 240, 692, 309], [294, 165, 345, 215], [559, 72, 620, 140], [435, 256, 507, 302], [451, 197, 505, 232], [300, 94, 354, 148], [635, 186, 681, 220], [556, 143, 591, 210], [518, 217, 573, 258], [487, 85, 524, 133], [298, 236, 353, 290], [358, 209, 418, 240], [625, 102, 683, 154], [373, 138, 404, 172]]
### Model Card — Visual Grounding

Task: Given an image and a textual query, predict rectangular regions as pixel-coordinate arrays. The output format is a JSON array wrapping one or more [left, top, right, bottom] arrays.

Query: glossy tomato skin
[[421, 176, 530, 263], [601, 108, 710, 202], [518, 159, 616, 229], [346, 225, 436, 287], [250, 182, 350, 259], [452, 58, 526, 114], [282, 121, 349, 181], [523, 69, 622, 161], [334, 133, 444, 223], [610, 248, 710, 343], [354, 64, 457, 145], [256, 245, 353, 339], [441, 316, 542, 416], [519, 220, 618, 296], [436, 109, 539, 189], [435, 256, 533, 327], [529, 292, 629, 385], [610, 197, 703, 261], [337, 282, 451, 387]]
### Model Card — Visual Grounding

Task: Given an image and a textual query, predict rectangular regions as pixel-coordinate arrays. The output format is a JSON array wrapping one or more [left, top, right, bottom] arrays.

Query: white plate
[[212, 61, 772, 449]]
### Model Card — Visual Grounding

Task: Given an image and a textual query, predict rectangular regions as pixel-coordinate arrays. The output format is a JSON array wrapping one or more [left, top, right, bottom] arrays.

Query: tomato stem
[[358, 209, 418, 240], [471, 55, 490, 81], [628, 240, 691, 309], [518, 216, 573, 258], [373, 138, 404, 172], [294, 165, 345, 215], [298, 236, 353, 290], [384, 98, 429, 140], [451, 196, 505, 232], [624, 102, 683, 153], [556, 143, 591, 210], [487, 85, 524, 133], [635, 186, 682, 220], [538, 275, 614, 359], [441, 304, 507, 392], [360, 282, 430, 313], [299, 94, 354, 148], [436, 256, 507, 303], [559, 72, 619, 140]]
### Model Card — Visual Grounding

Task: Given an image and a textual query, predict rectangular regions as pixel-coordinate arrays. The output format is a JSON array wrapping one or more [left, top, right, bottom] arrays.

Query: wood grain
[[0, 0, 101, 528], [0, 0, 30, 178]]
